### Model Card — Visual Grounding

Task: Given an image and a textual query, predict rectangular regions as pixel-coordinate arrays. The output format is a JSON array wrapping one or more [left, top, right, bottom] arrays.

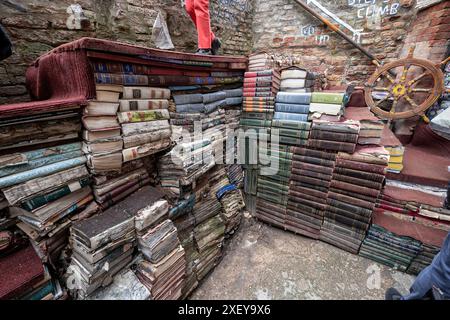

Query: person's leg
[[185, 0, 197, 27], [193, 0, 213, 49]]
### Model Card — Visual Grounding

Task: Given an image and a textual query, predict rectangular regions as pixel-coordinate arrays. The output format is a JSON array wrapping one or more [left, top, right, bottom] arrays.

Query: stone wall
[[252, 0, 443, 89], [0, 0, 254, 104]]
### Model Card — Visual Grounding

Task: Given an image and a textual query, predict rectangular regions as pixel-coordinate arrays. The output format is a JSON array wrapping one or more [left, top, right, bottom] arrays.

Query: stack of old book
[[321, 146, 388, 254], [248, 52, 275, 72], [273, 92, 311, 146], [91, 159, 150, 210], [226, 164, 244, 188], [169, 195, 198, 298], [0, 140, 94, 267], [254, 144, 293, 229], [286, 146, 337, 239], [359, 224, 422, 272], [344, 106, 384, 145], [243, 167, 258, 215], [192, 166, 226, 281], [217, 184, 245, 235], [381, 126, 405, 174], [307, 120, 360, 154], [82, 85, 123, 174], [135, 218, 186, 300], [309, 92, 346, 122], [407, 243, 440, 275], [119, 86, 172, 163], [65, 199, 135, 299], [158, 138, 215, 198], [280, 66, 315, 93]]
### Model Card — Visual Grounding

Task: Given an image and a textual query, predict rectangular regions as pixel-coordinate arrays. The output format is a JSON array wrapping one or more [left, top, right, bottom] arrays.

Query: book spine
[[307, 139, 356, 153], [276, 92, 311, 105], [271, 120, 311, 131], [311, 93, 345, 104], [334, 167, 385, 183], [176, 103, 205, 113], [0, 156, 87, 189], [95, 73, 149, 85], [291, 168, 332, 181], [330, 179, 381, 197], [119, 99, 169, 111], [273, 112, 308, 122], [275, 103, 310, 114], [122, 139, 171, 162], [244, 97, 275, 102], [290, 174, 330, 188], [291, 154, 335, 167], [123, 129, 172, 149], [327, 192, 375, 210], [310, 130, 358, 143], [118, 110, 170, 123], [291, 147, 336, 160], [335, 159, 387, 175], [21, 176, 90, 211]]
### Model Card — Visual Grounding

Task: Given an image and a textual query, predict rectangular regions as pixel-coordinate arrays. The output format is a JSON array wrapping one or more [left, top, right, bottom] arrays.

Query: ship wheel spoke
[[400, 64, 411, 82], [374, 92, 393, 107], [408, 71, 431, 87], [404, 94, 420, 111], [373, 87, 390, 92], [380, 71, 396, 84], [411, 87, 432, 93], [390, 98, 399, 114]]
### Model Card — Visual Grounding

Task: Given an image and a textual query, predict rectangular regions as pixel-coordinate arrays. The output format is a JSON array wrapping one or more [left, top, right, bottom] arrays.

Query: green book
[[271, 119, 311, 130], [21, 176, 90, 211], [239, 119, 272, 127], [278, 128, 310, 139], [311, 92, 345, 104]]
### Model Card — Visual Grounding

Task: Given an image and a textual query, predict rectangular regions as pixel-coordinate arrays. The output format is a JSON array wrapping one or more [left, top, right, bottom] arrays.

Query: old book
[[281, 79, 314, 89], [336, 159, 387, 175], [275, 103, 310, 114], [95, 84, 123, 102], [96, 176, 150, 205], [119, 99, 169, 112], [82, 128, 121, 142], [333, 173, 383, 190], [311, 92, 345, 104], [83, 101, 119, 116], [271, 119, 311, 130], [123, 129, 171, 149], [276, 92, 311, 105], [117, 110, 170, 124], [21, 176, 90, 211], [334, 166, 385, 183], [87, 152, 123, 172], [0, 155, 87, 190], [122, 139, 171, 162], [82, 138, 123, 155], [312, 120, 360, 134], [327, 192, 376, 210], [310, 130, 358, 143], [138, 220, 179, 264], [309, 103, 342, 116], [82, 116, 120, 131], [122, 120, 170, 136], [273, 112, 308, 122], [307, 139, 356, 153], [122, 87, 171, 100]]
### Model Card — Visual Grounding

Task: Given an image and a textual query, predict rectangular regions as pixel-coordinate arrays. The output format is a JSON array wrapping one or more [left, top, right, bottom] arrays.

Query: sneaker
[[385, 287, 402, 300], [211, 38, 221, 55], [195, 48, 212, 56]]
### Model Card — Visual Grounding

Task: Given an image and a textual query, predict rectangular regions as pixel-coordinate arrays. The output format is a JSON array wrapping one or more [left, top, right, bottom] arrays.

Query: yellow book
[[388, 162, 404, 171]]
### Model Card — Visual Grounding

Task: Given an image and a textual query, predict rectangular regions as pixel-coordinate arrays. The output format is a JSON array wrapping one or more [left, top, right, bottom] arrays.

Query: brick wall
[[0, 0, 254, 104], [252, 0, 424, 89]]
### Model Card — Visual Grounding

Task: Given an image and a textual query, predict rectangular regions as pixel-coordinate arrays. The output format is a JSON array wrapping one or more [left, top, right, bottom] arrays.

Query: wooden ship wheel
[[364, 49, 448, 121]]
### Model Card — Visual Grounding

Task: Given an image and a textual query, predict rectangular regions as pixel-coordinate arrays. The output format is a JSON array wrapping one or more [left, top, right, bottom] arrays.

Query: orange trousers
[[185, 0, 215, 49]]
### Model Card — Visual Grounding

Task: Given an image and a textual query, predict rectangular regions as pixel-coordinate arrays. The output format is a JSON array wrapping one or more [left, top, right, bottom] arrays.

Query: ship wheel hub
[[392, 84, 406, 97]]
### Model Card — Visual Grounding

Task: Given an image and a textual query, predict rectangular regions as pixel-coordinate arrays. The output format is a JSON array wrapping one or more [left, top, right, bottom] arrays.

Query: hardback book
[[71, 207, 135, 251], [276, 92, 311, 105], [119, 99, 169, 112], [87, 152, 123, 172], [281, 68, 314, 80], [82, 116, 120, 131], [95, 84, 123, 103], [83, 101, 119, 116], [2, 165, 89, 206], [280, 79, 314, 89], [122, 87, 171, 100], [123, 129, 172, 149], [122, 120, 170, 136], [82, 128, 121, 142], [311, 92, 345, 104], [117, 110, 170, 124], [122, 139, 172, 162], [309, 103, 342, 116], [20, 176, 91, 211], [82, 137, 123, 155]]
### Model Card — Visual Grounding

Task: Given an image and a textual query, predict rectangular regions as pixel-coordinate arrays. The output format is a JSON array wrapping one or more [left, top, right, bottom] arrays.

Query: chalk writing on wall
[[348, 0, 401, 19], [300, 24, 330, 46]]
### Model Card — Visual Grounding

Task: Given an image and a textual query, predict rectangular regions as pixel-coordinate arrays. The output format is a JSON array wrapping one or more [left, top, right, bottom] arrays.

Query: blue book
[[273, 112, 308, 122], [176, 103, 205, 113], [173, 93, 203, 105], [276, 92, 311, 104], [275, 103, 310, 114]]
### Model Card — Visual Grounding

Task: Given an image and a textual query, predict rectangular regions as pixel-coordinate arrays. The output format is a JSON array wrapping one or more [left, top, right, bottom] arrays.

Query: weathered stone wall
[[0, 0, 254, 104], [252, 0, 449, 89]]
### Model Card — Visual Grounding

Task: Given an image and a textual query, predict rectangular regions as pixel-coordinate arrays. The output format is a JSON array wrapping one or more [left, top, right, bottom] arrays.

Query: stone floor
[[191, 215, 416, 300]]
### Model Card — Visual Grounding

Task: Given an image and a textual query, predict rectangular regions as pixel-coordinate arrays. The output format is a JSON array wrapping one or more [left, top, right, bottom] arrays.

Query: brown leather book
[[327, 192, 376, 210], [335, 159, 387, 175]]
